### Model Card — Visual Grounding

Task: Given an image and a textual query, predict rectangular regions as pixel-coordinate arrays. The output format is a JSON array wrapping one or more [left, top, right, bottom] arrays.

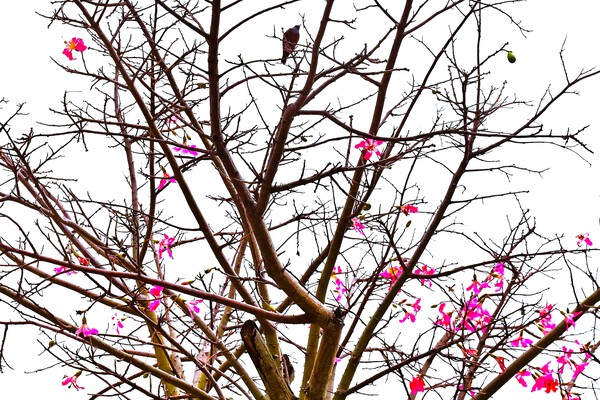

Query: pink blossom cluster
[[436, 297, 491, 334], [351, 217, 366, 236], [148, 285, 164, 312], [173, 143, 199, 156], [158, 234, 175, 259], [399, 298, 421, 323], [331, 266, 347, 302], [465, 263, 505, 295]]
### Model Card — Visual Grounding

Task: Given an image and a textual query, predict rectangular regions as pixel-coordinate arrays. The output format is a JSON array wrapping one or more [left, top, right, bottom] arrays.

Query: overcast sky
[[1, 1, 599, 398]]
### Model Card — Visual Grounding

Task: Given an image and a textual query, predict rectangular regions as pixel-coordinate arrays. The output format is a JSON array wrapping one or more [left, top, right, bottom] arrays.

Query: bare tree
[[1, 1, 598, 399]]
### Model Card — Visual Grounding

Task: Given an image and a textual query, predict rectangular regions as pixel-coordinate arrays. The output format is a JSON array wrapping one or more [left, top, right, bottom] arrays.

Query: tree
[[0, 1, 598, 399]]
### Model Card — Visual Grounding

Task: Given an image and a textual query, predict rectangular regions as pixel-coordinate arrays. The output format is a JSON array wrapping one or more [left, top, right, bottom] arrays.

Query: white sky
[[1, 1, 599, 399]]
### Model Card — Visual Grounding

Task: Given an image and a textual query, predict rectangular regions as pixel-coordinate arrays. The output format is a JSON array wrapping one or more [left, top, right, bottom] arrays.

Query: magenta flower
[[484, 262, 505, 292], [576, 233, 593, 247], [63, 37, 87, 60], [158, 172, 176, 190], [75, 318, 98, 337], [571, 361, 589, 381], [436, 302, 453, 329], [62, 371, 84, 390], [466, 276, 490, 295], [111, 313, 124, 334], [158, 234, 175, 259], [564, 311, 582, 331], [538, 303, 555, 334], [458, 297, 491, 333], [557, 346, 573, 374], [510, 333, 533, 348], [400, 204, 418, 216], [149, 285, 164, 298], [148, 285, 164, 311], [380, 266, 402, 285], [531, 362, 558, 393], [148, 299, 161, 312], [187, 299, 203, 314], [515, 369, 531, 387], [54, 265, 77, 275], [331, 266, 347, 302], [351, 217, 365, 236], [355, 138, 384, 161], [409, 375, 425, 394], [415, 264, 434, 287], [173, 144, 199, 157], [399, 298, 421, 323]]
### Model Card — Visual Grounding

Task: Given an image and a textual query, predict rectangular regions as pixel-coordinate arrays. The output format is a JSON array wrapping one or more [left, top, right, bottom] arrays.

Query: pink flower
[[510, 333, 533, 348], [158, 234, 175, 259], [380, 266, 403, 288], [111, 313, 124, 334], [148, 285, 164, 311], [531, 362, 558, 393], [571, 361, 589, 381], [173, 144, 199, 157], [75, 318, 98, 337], [515, 369, 531, 387], [415, 264, 434, 287], [400, 204, 418, 216], [399, 298, 421, 323], [148, 299, 161, 311], [576, 233, 593, 247], [63, 37, 87, 60], [409, 375, 425, 394], [331, 266, 347, 302], [436, 303, 453, 329], [539, 303, 556, 334], [54, 265, 77, 275], [458, 298, 491, 333], [557, 346, 573, 374], [564, 311, 582, 331], [62, 371, 84, 390], [187, 299, 203, 314], [157, 172, 176, 190], [351, 217, 365, 236], [149, 285, 164, 298], [355, 138, 384, 161], [334, 357, 342, 364], [484, 262, 505, 292], [466, 276, 490, 295]]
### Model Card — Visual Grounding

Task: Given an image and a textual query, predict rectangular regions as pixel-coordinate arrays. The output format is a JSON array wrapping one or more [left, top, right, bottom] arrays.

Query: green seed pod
[[507, 51, 516, 64]]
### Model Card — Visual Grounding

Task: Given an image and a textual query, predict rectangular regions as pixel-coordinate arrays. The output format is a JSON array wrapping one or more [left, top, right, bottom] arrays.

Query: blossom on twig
[[63, 38, 87, 60], [355, 138, 383, 161]]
